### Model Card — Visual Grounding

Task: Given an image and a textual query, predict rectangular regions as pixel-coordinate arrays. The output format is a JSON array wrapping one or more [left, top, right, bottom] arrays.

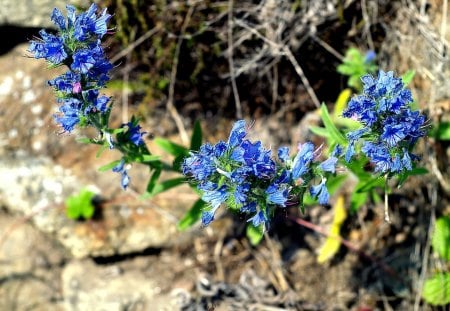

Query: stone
[[62, 259, 179, 311], [0, 44, 197, 258], [0, 211, 67, 310], [0, 0, 89, 28]]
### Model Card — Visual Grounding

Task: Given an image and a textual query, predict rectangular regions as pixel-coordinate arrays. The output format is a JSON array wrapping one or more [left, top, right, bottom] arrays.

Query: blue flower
[[402, 151, 412, 170], [29, 30, 67, 64], [235, 184, 250, 205], [199, 185, 228, 225], [278, 146, 290, 162], [331, 145, 343, 157], [112, 159, 130, 190], [341, 70, 426, 174], [240, 202, 257, 213], [266, 183, 288, 206], [71, 50, 96, 74], [202, 185, 228, 209], [364, 50, 376, 63], [54, 98, 82, 132], [310, 179, 329, 205], [51, 8, 67, 30], [291, 142, 314, 179], [247, 210, 267, 227], [345, 143, 355, 163], [73, 4, 111, 40], [126, 122, 146, 146], [381, 123, 406, 147], [228, 120, 247, 148], [319, 156, 338, 174], [48, 71, 81, 93]]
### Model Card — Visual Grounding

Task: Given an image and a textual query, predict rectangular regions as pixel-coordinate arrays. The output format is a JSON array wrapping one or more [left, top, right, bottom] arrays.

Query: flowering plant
[[28, 4, 160, 191], [29, 4, 428, 243]]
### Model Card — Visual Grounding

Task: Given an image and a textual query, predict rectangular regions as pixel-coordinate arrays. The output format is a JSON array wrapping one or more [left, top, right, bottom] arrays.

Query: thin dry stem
[[166, 5, 194, 145], [227, 0, 243, 119]]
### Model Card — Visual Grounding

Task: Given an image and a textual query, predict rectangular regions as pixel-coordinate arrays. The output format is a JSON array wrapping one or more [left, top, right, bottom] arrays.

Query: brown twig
[[166, 5, 194, 145], [227, 0, 243, 119]]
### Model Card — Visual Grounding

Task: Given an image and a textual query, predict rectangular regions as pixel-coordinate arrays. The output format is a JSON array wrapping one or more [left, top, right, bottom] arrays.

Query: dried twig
[[227, 0, 243, 119], [110, 27, 159, 64], [234, 19, 321, 108], [166, 6, 194, 145]]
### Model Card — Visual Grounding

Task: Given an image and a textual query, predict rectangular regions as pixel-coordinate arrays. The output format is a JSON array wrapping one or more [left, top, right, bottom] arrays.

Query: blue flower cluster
[[342, 71, 426, 174], [29, 4, 113, 133], [182, 120, 338, 228]]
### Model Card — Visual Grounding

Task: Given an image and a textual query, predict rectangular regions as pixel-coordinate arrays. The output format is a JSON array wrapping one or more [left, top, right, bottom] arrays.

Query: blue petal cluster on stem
[[342, 70, 426, 175], [182, 120, 338, 229]]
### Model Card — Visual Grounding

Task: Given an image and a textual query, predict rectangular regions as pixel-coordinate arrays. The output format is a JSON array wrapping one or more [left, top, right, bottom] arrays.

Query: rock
[[0, 0, 89, 28], [0, 44, 197, 258], [0, 211, 67, 310], [62, 259, 180, 311]]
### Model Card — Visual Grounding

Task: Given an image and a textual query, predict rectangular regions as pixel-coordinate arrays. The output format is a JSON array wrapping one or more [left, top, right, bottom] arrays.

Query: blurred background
[[0, 0, 449, 310]]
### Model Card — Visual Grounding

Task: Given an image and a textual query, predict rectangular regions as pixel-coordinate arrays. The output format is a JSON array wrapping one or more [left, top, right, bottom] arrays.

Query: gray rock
[[0, 44, 196, 258], [62, 259, 180, 311], [0, 211, 67, 310], [0, 0, 89, 28]]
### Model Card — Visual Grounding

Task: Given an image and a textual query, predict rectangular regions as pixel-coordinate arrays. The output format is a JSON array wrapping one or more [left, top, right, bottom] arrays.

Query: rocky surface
[[0, 0, 89, 28], [0, 44, 195, 259]]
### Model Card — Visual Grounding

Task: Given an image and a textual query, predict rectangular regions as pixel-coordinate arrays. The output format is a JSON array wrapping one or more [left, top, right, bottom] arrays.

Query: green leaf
[[320, 103, 347, 146], [401, 70, 415, 86], [309, 126, 331, 138], [356, 176, 385, 193], [172, 154, 185, 172], [146, 167, 162, 194], [76, 137, 92, 144], [98, 160, 121, 172], [177, 199, 205, 230], [397, 167, 429, 188], [190, 120, 203, 151], [432, 216, 450, 261], [154, 138, 189, 157], [65, 188, 96, 220], [143, 177, 185, 198], [350, 189, 368, 213], [434, 122, 450, 140], [246, 224, 264, 245], [326, 174, 348, 195], [422, 273, 450, 306], [133, 154, 161, 164], [96, 144, 108, 158]]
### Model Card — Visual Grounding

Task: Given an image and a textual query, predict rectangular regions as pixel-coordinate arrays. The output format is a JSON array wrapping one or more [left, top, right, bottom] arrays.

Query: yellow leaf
[[333, 89, 352, 118], [317, 196, 347, 264]]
